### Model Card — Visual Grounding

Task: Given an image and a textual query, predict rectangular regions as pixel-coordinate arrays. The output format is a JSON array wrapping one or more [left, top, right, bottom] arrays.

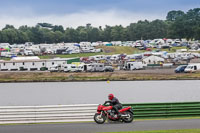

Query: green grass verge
[[39, 46, 137, 59], [100, 129, 200, 133]]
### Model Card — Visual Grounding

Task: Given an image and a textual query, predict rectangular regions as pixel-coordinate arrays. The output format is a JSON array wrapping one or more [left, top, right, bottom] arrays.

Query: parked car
[[104, 66, 114, 72], [146, 48, 152, 51], [138, 47, 146, 50], [174, 65, 187, 73]]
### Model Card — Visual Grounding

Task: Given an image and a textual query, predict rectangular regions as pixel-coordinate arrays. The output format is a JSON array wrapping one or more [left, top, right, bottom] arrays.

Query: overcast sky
[[0, 0, 199, 29]]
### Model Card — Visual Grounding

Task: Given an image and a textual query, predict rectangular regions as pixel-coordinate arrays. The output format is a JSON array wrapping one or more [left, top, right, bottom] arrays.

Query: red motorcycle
[[94, 103, 134, 124]]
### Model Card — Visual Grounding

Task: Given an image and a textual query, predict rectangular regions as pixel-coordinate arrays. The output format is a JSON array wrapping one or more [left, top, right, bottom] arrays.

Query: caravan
[[90, 55, 105, 61], [49, 64, 63, 72], [90, 63, 105, 72], [124, 62, 145, 70], [110, 54, 120, 60], [24, 50, 34, 56]]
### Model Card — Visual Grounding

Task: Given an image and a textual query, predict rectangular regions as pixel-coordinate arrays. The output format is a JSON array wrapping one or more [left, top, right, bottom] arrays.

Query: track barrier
[[0, 102, 200, 124]]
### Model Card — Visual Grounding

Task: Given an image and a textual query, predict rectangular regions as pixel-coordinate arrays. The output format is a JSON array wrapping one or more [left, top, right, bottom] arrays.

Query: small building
[[0, 57, 80, 71]]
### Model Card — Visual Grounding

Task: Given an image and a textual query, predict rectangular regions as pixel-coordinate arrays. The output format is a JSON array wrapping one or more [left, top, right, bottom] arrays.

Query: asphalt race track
[[0, 119, 200, 133]]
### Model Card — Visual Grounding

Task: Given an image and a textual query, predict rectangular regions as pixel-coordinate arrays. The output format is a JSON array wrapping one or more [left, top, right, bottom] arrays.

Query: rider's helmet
[[108, 94, 114, 100]]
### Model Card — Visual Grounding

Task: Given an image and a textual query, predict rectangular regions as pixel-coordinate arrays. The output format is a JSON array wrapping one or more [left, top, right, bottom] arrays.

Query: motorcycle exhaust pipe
[[121, 114, 128, 117]]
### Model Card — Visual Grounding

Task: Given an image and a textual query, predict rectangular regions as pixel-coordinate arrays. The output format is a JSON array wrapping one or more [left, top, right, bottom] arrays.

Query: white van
[[184, 63, 200, 73], [63, 64, 78, 72]]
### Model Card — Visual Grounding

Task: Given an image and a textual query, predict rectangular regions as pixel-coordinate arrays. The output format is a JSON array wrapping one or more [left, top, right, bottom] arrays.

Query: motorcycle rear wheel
[[94, 113, 106, 124], [122, 111, 134, 123]]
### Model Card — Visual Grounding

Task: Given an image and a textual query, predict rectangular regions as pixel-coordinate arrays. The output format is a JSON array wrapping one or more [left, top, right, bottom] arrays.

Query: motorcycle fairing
[[119, 106, 131, 113]]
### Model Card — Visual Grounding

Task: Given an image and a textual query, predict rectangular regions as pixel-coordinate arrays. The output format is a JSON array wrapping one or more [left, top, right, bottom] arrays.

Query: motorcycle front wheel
[[94, 113, 106, 124]]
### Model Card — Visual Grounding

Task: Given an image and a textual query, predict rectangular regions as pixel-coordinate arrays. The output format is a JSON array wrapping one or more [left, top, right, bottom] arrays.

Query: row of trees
[[0, 8, 199, 44]]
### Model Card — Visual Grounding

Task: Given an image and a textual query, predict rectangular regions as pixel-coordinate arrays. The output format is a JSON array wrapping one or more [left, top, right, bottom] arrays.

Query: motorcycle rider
[[104, 94, 122, 117]]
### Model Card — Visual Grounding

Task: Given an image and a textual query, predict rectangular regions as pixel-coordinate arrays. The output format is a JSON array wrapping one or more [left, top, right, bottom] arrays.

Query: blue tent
[[105, 43, 113, 46]]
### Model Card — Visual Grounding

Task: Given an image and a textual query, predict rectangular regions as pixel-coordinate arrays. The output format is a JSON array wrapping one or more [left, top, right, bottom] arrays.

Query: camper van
[[49, 64, 63, 72], [124, 62, 145, 70], [63, 64, 78, 72], [77, 65, 84, 72], [90, 55, 105, 61], [83, 64, 92, 72], [90, 63, 105, 72], [184, 63, 200, 73]]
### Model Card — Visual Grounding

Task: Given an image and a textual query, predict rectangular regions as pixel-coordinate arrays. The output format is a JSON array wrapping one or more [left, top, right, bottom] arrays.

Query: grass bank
[[0, 71, 200, 82], [99, 129, 200, 133], [39, 46, 137, 59], [39, 46, 189, 59]]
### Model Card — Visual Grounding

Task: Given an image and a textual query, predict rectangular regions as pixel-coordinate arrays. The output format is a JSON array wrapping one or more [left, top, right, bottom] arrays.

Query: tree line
[[0, 8, 199, 44]]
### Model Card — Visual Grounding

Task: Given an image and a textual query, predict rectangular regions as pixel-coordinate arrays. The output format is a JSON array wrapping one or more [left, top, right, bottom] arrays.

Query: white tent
[[143, 55, 164, 64], [11, 56, 40, 61]]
